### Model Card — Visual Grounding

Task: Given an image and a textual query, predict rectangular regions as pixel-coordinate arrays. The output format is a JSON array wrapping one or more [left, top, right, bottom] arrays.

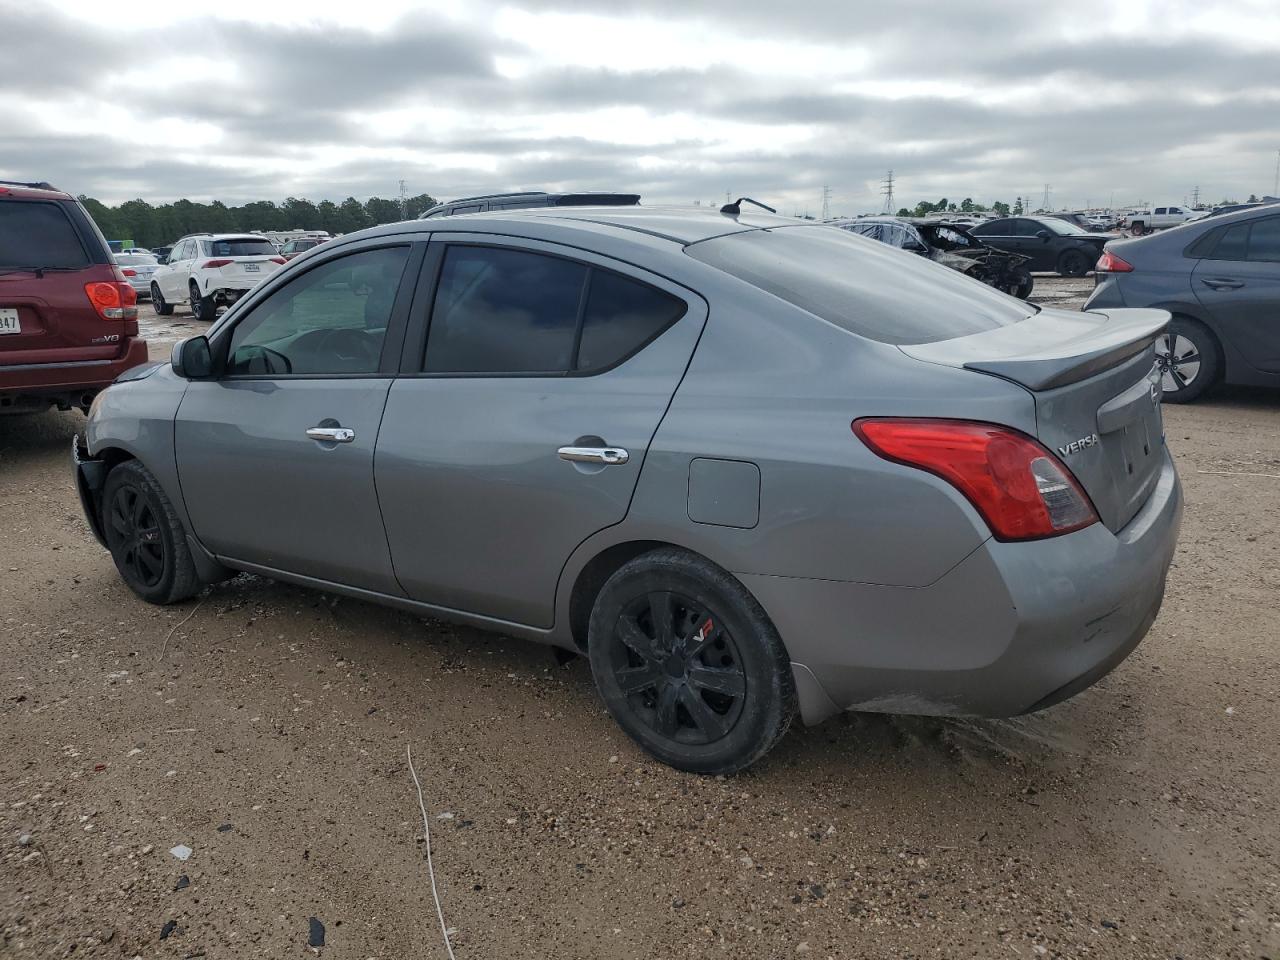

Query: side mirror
[[1036, 230, 1051, 241], [171, 336, 213, 379]]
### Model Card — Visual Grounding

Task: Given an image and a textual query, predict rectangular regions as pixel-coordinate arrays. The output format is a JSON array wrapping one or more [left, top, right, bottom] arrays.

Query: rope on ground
[[157, 599, 203, 664], [407, 744, 458, 960]]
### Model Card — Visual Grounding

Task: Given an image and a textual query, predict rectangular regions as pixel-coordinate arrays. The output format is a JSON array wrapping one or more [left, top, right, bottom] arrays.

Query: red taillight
[[84, 281, 139, 321], [203, 258, 233, 268], [270, 256, 286, 265], [121, 268, 137, 277], [1096, 250, 1133, 273], [853, 418, 1099, 541]]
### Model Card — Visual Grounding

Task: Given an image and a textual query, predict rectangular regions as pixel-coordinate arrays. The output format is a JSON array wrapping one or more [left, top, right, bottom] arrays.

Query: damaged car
[[832, 217, 1034, 299]]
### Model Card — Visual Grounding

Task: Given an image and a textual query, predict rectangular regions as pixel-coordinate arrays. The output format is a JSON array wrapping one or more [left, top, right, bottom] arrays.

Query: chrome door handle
[[558, 445, 630, 465], [306, 426, 355, 443]]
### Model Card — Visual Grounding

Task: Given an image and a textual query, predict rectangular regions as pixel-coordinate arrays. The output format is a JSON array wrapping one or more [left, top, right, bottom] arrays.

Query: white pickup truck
[[1122, 205, 1205, 235]]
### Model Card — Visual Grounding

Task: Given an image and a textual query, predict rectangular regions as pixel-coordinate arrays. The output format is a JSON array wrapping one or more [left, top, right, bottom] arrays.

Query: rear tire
[[587, 548, 796, 774], [1130, 221, 1147, 236], [151, 283, 174, 316], [1057, 249, 1090, 277], [1009, 266, 1034, 299], [189, 283, 216, 322], [1157, 317, 1219, 404], [101, 461, 200, 605]]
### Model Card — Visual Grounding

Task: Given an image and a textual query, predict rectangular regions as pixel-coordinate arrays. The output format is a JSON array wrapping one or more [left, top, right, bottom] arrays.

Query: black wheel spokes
[[612, 592, 747, 746], [110, 484, 164, 588]]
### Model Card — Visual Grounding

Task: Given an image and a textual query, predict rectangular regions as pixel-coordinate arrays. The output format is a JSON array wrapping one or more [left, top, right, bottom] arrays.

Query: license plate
[[0, 307, 20, 335], [243, 263, 260, 273]]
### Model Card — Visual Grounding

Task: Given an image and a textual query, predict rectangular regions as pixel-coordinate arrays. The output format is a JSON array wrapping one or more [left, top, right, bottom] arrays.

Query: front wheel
[[101, 460, 200, 604], [151, 283, 174, 316], [1007, 266, 1034, 299], [1057, 248, 1090, 277], [587, 549, 796, 774]]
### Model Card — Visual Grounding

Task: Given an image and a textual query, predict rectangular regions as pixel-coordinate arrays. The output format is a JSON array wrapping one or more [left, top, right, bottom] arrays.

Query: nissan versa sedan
[[74, 207, 1182, 773]]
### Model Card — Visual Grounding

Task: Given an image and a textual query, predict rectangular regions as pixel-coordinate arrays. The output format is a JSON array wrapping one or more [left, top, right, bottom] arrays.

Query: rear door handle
[[1200, 277, 1244, 290], [306, 426, 356, 443], [558, 445, 630, 465]]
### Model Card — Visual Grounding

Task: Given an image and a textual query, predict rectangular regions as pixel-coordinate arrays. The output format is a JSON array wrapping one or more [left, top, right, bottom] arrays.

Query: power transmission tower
[[1040, 184, 1051, 211], [821, 185, 832, 220], [398, 179, 408, 219], [1191, 185, 1201, 208], [881, 170, 895, 213]]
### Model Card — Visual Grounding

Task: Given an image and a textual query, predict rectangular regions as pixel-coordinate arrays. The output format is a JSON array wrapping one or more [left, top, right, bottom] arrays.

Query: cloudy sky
[[6, 0, 1280, 213]]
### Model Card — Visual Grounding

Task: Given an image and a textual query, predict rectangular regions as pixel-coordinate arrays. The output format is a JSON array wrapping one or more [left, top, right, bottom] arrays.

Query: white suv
[[151, 234, 285, 320]]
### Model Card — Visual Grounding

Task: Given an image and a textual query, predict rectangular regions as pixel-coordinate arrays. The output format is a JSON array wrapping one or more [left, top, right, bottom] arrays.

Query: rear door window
[[0, 200, 90, 269], [685, 225, 1033, 346], [1245, 217, 1280, 262], [425, 246, 587, 374]]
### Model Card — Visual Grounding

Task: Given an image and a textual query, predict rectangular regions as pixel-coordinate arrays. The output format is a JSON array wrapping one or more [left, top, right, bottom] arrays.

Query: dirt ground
[[3, 281, 1279, 959]]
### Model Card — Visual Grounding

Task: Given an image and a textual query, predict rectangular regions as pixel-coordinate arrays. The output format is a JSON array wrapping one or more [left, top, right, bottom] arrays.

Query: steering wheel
[[314, 328, 380, 365]]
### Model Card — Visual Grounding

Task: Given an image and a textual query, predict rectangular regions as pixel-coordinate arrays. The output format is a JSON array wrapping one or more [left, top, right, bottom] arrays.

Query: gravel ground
[[2, 284, 1279, 959]]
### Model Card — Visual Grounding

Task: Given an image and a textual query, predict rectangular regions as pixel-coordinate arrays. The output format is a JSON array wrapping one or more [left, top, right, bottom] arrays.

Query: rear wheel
[[1157, 318, 1219, 403], [1130, 221, 1147, 236], [1057, 248, 1090, 277], [151, 283, 174, 316], [587, 549, 796, 774], [1008, 266, 1034, 299], [101, 460, 200, 604], [189, 283, 216, 322]]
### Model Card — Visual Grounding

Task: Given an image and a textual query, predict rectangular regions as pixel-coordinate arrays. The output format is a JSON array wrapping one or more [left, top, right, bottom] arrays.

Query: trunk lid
[[900, 307, 1170, 532], [215, 257, 282, 284]]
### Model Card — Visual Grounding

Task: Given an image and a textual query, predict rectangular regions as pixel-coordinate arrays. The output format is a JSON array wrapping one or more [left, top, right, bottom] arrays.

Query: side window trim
[[211, 240, 426, 380], [406, 238, 692, 379]]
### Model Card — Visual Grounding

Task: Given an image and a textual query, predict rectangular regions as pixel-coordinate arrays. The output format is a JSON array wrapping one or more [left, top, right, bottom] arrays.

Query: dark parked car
[[152, 245, 173, 263], [969, 216, 1114, 277], [1, 179, 147, 413], [419, 191, 640, 219], [1085, 203, 1280, 402], [833, 216, 1033, 298]]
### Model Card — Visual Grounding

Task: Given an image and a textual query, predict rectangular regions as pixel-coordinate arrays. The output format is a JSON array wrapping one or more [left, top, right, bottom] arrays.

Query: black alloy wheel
[[106, 479, 167, 590], [100, 460, 201, 604], [1058, 248, 1090, 277], [608, 590, 747, 746]]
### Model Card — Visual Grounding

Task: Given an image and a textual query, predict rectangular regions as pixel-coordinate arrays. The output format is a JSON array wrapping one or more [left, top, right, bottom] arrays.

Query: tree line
[[78, 194, 439, 248]]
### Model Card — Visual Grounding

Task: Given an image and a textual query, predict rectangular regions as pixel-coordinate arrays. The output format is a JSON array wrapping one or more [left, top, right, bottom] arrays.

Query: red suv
[[1, 180, 149, 413]]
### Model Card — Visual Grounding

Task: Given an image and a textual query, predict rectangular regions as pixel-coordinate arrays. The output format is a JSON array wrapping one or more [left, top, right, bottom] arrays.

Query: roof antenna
[[720, 197, 777, 216]]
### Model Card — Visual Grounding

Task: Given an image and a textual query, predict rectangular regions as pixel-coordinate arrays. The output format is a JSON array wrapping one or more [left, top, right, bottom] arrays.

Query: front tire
[[1008, 266, 1034, 299], [1157, 318, 1220, 403], [587, 549, 796, 774], [1057, 248, 1090, 277], [101, 461, 200, 605], [151, 283, 174, 316]]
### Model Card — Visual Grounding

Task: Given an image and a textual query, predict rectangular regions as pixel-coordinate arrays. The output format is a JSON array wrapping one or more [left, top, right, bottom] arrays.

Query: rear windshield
[[685, 225, 1034, 345], [116, 254, 157, 266], [0, 200, 90, 269], [209, 238, 277, 257]]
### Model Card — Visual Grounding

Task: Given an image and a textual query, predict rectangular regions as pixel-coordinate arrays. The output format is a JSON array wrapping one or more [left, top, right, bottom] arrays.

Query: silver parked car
[[74, 207, 1183, 773], [113, 253, 159, 298]]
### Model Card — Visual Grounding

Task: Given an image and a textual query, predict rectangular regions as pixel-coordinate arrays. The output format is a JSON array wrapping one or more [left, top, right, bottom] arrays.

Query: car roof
[[385, 204, 799, 246], [176, 233, 276, 242], [0, 179, 74, 201]]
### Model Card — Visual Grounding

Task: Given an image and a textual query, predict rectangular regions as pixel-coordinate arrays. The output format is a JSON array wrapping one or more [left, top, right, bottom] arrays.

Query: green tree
[[337, 197, 371, 233], [991, 200, 1010, 216], [364, 196, 402, 225], [281, 197, 321, 230], [896, 207, 911, 217]]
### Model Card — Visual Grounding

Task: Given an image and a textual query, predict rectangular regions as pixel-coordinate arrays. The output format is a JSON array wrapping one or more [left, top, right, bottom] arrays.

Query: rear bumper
[[0, 337, 150, 408], [747, 449, 1183, 724]]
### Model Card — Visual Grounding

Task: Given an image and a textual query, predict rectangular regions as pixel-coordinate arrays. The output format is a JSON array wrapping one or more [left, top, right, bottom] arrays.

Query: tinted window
[[1014, 219, 1043, 236], [1246, 217, 1280, 262], [1212, 223, 1250, 261], [210, 238, 277, 257], [227, 246, 409, 376], [1154, 208, 1167, 215], [685, 225, 1033, 346], [577, 271, 686, 371], [425, 246, 587, 374], [0, 201, 90, 269], [973, 219, 1009, 235]]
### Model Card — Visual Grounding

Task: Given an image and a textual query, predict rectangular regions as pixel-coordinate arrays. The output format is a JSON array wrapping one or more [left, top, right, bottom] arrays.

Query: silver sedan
[[75, 206, 1183, 773], [113, 253, 159, 298]]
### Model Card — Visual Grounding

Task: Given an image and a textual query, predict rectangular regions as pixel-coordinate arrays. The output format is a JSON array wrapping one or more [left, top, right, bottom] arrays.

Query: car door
[[971, 218, 1021, 258], [158, 240, 190, 299], [174, 239, 424, 591], [1192, 215, 1280, 374], [375, 236, 707, 627]]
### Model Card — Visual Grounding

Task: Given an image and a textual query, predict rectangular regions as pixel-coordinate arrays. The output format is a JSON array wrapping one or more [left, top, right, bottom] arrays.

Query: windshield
[[1046, 218, 1089, 236], [0, 200, 91, 269], [209, 238, 278, 257], [686, 225, 1034, 345]]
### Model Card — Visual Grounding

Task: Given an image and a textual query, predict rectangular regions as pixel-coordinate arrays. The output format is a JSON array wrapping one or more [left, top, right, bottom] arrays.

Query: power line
[[880, 170, 895, 213]]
